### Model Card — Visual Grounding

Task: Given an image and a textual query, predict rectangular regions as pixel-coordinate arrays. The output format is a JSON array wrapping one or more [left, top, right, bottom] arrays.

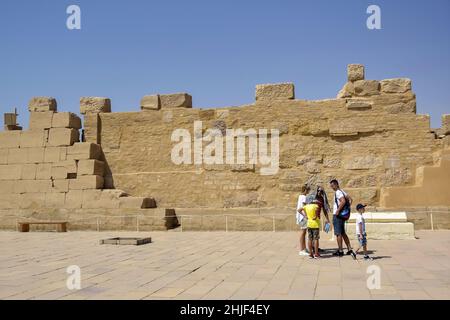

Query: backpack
[[335, 190, 351, 221]]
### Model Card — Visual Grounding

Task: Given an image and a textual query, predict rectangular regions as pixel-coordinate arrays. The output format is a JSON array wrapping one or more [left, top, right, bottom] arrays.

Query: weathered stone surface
[[442, 114, 450, 135], [159, 93, 192, 108], [19, 130, 46, 148], [69, 175, 104, 190], [36, 163, 52, 179], [83, 113, 100, 144], [0, 164, 22, 180], [380, 78, 412, 94], [255, 83, 295, 101], [346, 99, 373, 110], [52, 112, 82, 129], [347, 64, 365, 82], [28, 97, 57, 112], [119, 197, 156, 209], [343, 156, 383, 170], [140, 95, 161, 111], [384, 102, 416, 114], [353, 80, 380, 96], [78, 159, 105, 176], [67, 142, 102, 160], [29, 111, 54, 130], [47, 128, 79, 147], [28, 147, 45, 163], [43, 147, 66, 163], [0, 131, 21, 149], [21, 164, 37, 180], [7, 148, 28, 164], [80, 97, 111, 114], [337, 82, 354, 98]]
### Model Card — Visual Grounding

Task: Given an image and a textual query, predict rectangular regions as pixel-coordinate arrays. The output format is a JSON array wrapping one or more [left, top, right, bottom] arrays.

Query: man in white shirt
[[330, 179, 356, 259]]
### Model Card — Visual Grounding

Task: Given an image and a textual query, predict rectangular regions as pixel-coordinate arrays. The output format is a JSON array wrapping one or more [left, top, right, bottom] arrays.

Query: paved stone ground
[[0, 230, 448, 300]]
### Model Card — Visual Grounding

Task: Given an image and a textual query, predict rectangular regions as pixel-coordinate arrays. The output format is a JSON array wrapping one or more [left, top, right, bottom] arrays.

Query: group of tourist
[[296, 179, 372, 260]]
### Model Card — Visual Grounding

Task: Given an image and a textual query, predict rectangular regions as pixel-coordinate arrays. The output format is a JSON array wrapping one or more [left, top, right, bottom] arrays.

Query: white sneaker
[[298, 250, 309, 256]]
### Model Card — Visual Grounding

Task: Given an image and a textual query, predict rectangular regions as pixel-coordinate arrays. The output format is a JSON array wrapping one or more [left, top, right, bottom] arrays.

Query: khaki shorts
[[308, 228, 320, 240]]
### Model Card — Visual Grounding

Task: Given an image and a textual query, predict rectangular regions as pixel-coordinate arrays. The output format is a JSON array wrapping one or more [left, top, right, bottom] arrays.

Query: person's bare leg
[[314, 239, 319, 256], [342, 233, 353, 251], [363, 244, 368, 256], [300, 229, 306, 251], [308, 238, 313, 256], [336, 235, 343, 251]]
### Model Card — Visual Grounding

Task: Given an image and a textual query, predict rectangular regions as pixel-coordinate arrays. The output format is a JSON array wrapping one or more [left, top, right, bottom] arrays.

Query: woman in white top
[[296, 184, 311, 256]]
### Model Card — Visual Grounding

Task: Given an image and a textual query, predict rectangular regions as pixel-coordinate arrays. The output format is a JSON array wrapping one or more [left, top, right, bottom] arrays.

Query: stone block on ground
[[47, 128, 79, 147], [29, 111, 54, 129], [160, 93, 192, 108], [347, 64, 365, 82], [28, 97, 57, 112], [141, 95, 161, 111], [80, 97, 111, 114], [81, 189, 120, 209], [64, 190, 83, 209], [69, 175, 104, 190], [52, 112, 82, 129], [67, 142, 102, 160], [255, 83, 295, 101], [77, 159, 105, 176], [380, 78, 412, 94]]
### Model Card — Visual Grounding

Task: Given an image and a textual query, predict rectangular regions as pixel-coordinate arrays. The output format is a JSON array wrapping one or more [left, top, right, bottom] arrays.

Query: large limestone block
[[14, 180, 52, 193], [0, 131, 21, 149], [47, 128, 79, 147], [29, 111, 54, 129], [64, 190, 83, 209], [141, 95, 161, 111], [67, 142, 102, 160], [19, 130, 46, 148], [27, 147, 45, 163], [69, 175, 104, 190], [255, 83, 295, 101], [160, 93, 192, 108], [78, 159, 105, 176], [81, 189, 120, 209], [346, 99, 373, 110], [83, 113, 100, 144], [347, 64, 365, 82], [21, 164, 37, 180], [28, 97, 57, 112], [45, 192, 66, 208], [50, 179, 69, 193], [119, 197, 156, 209], [52, 160, 77, 179], [384, 102, 416, 114], [52, 112, 82, 129], [80, 97, 111, 114], [0, 180, 16, 194], [337, 82, 354, 98], [7, 148, 28, 164], [19, 193, 47, 209], [36, 163, 52, 179], [43, 147, 66, 163], [442, 114, 450, 135], [353, 80, 380, 96], [380, 78, 412, 94], [0, 194, 22, 209], [0, 164, 22, 180]]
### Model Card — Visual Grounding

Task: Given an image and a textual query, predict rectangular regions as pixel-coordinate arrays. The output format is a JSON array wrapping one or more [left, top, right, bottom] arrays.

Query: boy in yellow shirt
[[301, 195, 322, 259]]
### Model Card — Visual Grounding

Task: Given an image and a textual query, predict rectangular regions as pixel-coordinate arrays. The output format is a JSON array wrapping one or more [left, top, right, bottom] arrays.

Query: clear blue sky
[[1, 0, 449, 128]]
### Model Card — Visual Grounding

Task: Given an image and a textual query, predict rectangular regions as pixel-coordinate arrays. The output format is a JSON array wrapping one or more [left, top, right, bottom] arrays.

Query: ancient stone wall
[[85, 65, 449, 209], [1, 64, 449, 231]]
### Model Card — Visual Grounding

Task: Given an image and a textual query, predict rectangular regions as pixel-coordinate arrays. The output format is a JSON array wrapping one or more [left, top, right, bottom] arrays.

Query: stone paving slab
[[0, 230, 449, 300]]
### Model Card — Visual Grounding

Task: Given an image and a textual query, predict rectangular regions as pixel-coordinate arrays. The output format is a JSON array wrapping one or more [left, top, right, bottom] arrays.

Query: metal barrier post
[[273, 216, 275, 232], [96, 218, 100, 232]]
